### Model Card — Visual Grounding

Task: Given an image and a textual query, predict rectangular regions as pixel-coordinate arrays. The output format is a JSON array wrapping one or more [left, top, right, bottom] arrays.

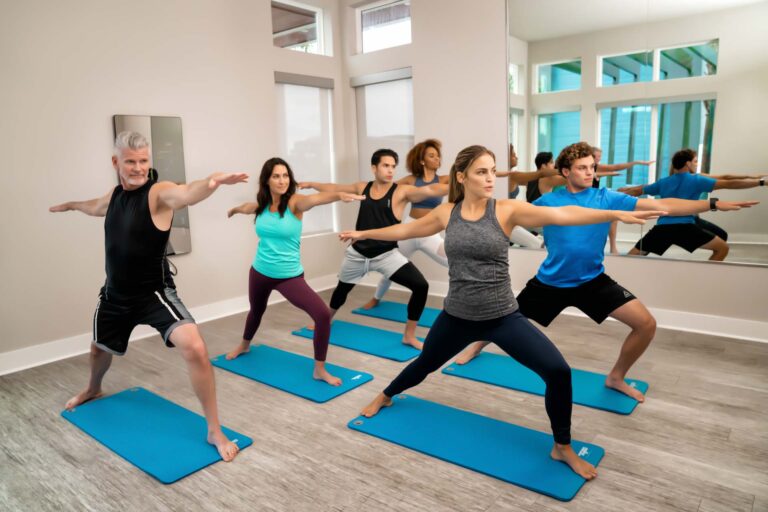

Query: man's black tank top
[[352, 181, 400, 258], [104, 181, 174, 297], [526, 178, 542, 203]]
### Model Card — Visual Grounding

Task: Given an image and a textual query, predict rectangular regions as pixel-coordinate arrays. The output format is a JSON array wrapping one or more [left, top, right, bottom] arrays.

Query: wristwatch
[[760, 177, 765, 186], [709, 197, 719, 211]]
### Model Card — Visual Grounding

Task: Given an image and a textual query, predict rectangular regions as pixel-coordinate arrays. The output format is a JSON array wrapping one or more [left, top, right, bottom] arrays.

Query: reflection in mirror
[[113, 115, 191, 256], [506, 0, 767, 265]]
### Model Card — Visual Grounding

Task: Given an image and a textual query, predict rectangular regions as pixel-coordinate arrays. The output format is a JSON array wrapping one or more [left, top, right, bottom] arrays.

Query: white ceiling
[[508, 0, 766, 41]]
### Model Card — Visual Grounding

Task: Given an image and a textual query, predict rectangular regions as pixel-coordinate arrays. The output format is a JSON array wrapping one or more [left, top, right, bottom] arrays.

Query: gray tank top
[[443, 199, 518, 321]]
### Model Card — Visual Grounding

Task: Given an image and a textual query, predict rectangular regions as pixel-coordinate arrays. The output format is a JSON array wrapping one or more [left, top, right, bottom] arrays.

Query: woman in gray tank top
[[340, 145, 662, 480]]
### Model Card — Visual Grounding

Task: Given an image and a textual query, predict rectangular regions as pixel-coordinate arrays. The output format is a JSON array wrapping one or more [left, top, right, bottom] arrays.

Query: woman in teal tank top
[[225, 158, 363, 386]]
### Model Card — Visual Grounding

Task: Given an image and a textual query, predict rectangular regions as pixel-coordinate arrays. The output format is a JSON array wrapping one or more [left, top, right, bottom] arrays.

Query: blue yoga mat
[[352, 301, 441, 328], [442, 352, 648, 415], [211, 344, 373, 403], [348, 394, 603, 501], [61, 387, 252, 484], [292, 320, 421, 362]]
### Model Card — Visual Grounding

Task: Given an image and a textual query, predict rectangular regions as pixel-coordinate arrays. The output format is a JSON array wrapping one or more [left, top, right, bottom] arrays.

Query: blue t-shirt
[[534, 188, 638, 287], [642, 173, 716, 225], [254, 207, 303, 279]]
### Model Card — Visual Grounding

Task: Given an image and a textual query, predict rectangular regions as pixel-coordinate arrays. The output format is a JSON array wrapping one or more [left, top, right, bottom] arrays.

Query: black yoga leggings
[[383, 309, 573, 445], [329, 262, 428, 321]]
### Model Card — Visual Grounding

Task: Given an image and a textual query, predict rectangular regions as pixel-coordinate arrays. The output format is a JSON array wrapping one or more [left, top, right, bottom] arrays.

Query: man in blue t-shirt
[[455, 142, 757, 402], [622, 148, 766, 260]]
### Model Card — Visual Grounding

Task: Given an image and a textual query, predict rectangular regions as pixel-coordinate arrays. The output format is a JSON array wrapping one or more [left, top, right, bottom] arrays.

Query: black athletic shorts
[[634, 223, 716, 255], [518, 273, 636, 326], [92, 286, 195, 355]]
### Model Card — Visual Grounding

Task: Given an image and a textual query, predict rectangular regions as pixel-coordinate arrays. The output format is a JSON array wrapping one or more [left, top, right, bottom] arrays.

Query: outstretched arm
[[599, 160, 655, 173], [293, 191, 365, 213], [636, 197, 759, 215], [713, 178, 765, 190], [505, 200, 665, 229], [618, 185, 645, 197], [496, 167, 559, 184], [340, 203, 449, 243], [299, 181, 365, 194], [401, 183, 450, 203], [711, 173, 766, 180], [227, 202, 258, 218], [49, 189, 113, 217], [157, 172, 249, 210]]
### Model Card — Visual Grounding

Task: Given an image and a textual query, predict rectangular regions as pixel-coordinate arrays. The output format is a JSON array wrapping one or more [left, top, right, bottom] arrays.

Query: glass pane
[[355, 78, 414, 181], [598, 105, 652, 189], [601, 52, 653, 86], [656, 99, 717, 180], [509, 63, 520, 95], [275, 84, 335, 234], [537, 60, 581, 93], [361, 1, 411, 53], [660, 40, 718, 80], [272, 1, 322, 55], [537, 111, 580, 159]]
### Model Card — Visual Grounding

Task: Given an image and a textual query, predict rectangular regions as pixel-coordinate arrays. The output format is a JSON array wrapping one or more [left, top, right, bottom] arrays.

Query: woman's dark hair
[[406, 139, 442, 178], [255, 157, 297, 218], [534, 152, 553, 170]]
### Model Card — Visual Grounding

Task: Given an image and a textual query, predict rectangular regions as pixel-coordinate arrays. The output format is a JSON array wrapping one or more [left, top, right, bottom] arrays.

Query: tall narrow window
[[354, 78, 414, 180], [656, 99, 716, 179], [536, 60, 581, 93], [598, 105, 652, 188], [537, 111, 580, 159], [275, 82, 335, 234], [660, 40, 718, 80], [359, 0, 411, 54], [601, 51, 653, 87], [272, 1, 324, 55]]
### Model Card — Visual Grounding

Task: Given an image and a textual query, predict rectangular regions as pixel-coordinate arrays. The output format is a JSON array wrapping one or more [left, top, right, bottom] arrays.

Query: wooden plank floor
[[1, 286, 766, 511]]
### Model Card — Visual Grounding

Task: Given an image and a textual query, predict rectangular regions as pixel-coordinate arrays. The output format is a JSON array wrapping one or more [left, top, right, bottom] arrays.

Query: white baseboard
[[2, 273, 765, 377], [0, 274, 340, 377]]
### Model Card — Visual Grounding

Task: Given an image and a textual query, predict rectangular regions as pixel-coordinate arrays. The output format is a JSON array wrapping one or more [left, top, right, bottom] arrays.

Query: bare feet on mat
[[551, 444, 598, 480], [361, 393, 393, 417], [208, 430, 239, 462], [313, 364, 342, 386], [455, 342, 484, 365], [361, 298, 380, 310], [64, 388, 103, 410], [225, 341, 250, 360], [605, 373, 645, 402], [402, 335, 423, 350]]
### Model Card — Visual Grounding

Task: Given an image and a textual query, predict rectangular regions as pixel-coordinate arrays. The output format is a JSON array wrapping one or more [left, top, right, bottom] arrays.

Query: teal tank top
[[254, 207, 303, 278]]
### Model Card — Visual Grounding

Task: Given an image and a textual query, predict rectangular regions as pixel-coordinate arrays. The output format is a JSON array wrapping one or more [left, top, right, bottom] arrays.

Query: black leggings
[[383, 309, 573, 445], [329, 262, 428, 321]]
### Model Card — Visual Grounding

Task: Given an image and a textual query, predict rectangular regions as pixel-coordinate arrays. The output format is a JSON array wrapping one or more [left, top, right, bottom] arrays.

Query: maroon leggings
[[243, 268, 331, 361]]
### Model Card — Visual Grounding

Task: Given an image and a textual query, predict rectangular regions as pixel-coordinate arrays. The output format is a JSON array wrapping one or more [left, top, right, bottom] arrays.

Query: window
[[359, 0, 411, 54], [354, 78, 414, 180], [598, 105, 652, 188], [509, 63, 521, 95], [275, 82, 335, 234], [656, 99, 716, 179], [271, 1, 324, 55], [601, 51, 653, 87], [537, 111, 580, 159], [660, 40, 718, 80], [536, 60, 581, 93], [509, 108, 523, 163]]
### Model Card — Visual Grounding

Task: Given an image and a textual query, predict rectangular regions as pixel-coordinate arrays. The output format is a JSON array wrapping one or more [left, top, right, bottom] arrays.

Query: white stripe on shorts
[[154, 291, 180, 321]]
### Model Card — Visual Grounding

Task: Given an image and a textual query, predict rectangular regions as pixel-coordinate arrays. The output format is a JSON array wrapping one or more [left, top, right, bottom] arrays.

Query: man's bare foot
[[551, 444, 598, 480], [65, 388, 103, 410], [606, 374, 645, 402], [225, 341, 250, 360], [306, 324, 315, 331], [361, 298, 380, 310], [402, 335, 423, 350], [208, 430, 240, 462], [361, 393, 393, 417], [313, 365, 342, 386], [455, 343, 484, 365]]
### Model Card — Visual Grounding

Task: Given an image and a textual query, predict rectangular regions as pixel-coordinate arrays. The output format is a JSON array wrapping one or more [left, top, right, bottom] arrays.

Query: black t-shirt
[[352, 181, 400, 258]]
